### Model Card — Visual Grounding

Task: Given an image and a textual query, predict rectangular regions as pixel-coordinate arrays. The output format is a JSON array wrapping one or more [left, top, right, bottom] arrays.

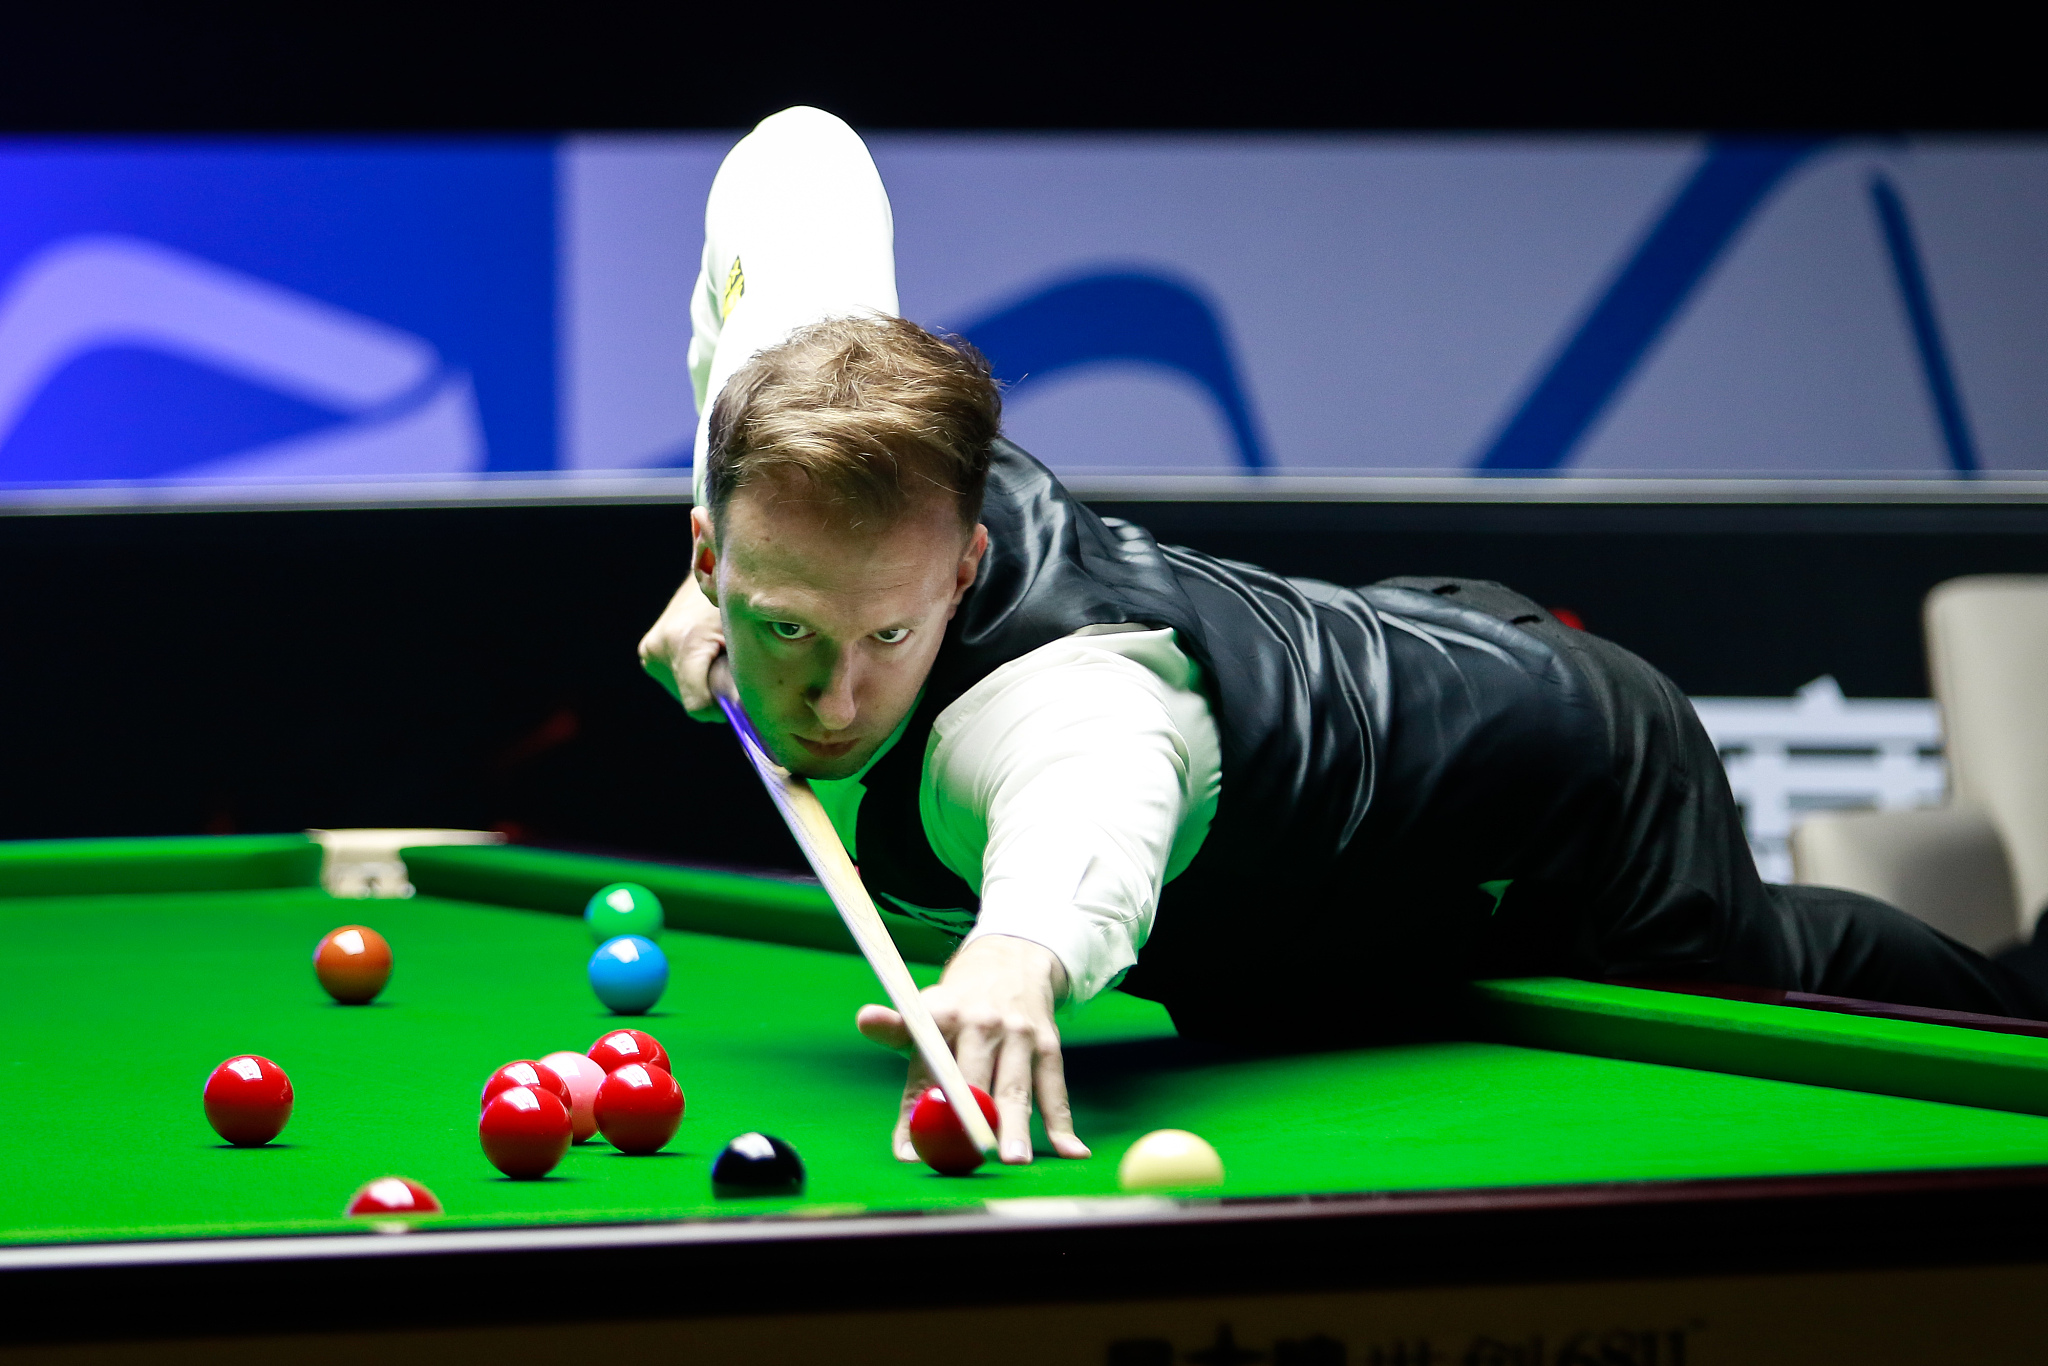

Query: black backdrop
[[2, 5, 2041, 134], [4, 497, 2045, 870]]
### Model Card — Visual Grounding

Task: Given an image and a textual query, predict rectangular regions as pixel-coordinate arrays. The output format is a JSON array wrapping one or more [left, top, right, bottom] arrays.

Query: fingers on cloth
[[893, 1056, 934, 1161], [957, 1013, 1061, 1163], [991, 1020, 1044, 1161], [1030, 1037, 1082, 1150]]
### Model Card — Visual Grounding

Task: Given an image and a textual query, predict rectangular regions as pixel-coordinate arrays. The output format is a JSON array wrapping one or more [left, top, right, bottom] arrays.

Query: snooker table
[[6, 834, 2048, 1364]]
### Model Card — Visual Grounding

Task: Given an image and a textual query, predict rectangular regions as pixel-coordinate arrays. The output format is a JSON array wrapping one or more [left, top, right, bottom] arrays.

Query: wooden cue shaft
[[717, 692, 1001, 1157]]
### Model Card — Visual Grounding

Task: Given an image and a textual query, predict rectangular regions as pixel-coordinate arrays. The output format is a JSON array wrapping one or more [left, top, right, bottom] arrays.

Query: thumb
[[856, 1003, 913, 1053]]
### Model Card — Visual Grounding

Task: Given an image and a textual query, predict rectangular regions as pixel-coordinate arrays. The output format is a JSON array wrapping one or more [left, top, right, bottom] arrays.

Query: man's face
[[693, 484, 987, 780]]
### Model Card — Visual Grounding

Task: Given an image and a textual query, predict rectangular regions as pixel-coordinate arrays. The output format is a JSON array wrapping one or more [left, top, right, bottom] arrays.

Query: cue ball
[[481, 1060, 571, 1114], [345, 1176, 443, 1219], [1117, 1129, 1225, 1191], [478, 1085, 573, 1179], [585, 881, 664, 944], [594, 1062, 686, 1154], [908, 1085, 1000, 1176], [588, 1028, 671, 1075], [313, 925, 392, 1004], [540, 1050, 605, 1143], [587, 935, 668, 1015], [203, 1055, 293, 1146], [711, 1132, 805, 1196]]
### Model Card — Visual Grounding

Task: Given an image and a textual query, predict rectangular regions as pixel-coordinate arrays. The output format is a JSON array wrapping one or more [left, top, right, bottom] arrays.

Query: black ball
[[711, 1132, 804, 1196]]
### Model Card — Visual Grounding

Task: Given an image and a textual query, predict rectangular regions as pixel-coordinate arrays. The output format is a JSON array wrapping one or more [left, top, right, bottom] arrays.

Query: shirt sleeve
[[923, 629, 1221, 1005]]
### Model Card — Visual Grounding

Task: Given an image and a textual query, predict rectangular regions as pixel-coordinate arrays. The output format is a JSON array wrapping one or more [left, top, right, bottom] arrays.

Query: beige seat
[[1791, 576, 2048, 954]]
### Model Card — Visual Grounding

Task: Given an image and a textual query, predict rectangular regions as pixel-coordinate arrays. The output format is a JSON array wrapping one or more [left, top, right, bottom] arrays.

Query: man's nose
[[809, 652, 858, 731]]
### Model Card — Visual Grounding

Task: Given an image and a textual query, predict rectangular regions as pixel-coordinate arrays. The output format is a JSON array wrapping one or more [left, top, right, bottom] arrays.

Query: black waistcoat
[[856, 439, 1617, 1027]]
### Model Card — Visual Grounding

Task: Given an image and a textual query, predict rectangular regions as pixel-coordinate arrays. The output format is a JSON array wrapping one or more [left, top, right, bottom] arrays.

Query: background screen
[[3, 133, 2045, 496]]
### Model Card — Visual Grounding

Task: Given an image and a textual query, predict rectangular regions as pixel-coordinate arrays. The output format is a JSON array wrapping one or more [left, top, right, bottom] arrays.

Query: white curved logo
[[0, 234, 485, 479]]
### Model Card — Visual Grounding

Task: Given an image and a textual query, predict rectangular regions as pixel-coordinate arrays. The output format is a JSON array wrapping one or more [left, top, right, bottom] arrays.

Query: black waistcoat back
[[856, 439, 1613, 1024]]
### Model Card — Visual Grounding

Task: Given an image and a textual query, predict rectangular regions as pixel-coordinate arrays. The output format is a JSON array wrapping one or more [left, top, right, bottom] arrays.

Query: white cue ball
[[1117, 1129, 1225, 1191]]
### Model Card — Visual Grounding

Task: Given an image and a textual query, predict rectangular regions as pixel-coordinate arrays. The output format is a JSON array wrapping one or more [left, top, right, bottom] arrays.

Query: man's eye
[[873, 627, 910, 644], [769, 621, 813, 641]]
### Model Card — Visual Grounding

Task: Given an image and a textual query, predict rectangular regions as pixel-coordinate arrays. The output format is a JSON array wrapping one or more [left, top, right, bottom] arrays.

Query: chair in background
[[1791, 575, 2048, 955]]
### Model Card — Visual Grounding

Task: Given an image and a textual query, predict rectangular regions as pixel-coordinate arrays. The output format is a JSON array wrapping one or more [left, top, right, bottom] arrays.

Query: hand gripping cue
[[716, 690, 999, 1159]]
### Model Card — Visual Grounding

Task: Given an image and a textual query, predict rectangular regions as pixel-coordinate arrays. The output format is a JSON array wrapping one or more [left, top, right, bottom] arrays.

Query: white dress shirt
[[810, 626, 1222, 1003]]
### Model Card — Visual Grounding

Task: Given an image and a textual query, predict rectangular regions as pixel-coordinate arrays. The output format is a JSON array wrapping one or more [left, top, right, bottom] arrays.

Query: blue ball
[[588, 935, 668, 1015]]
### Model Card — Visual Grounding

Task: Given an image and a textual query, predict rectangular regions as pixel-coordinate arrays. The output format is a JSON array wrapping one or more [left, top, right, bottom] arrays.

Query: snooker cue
[[714, 686, 1001, 1159]]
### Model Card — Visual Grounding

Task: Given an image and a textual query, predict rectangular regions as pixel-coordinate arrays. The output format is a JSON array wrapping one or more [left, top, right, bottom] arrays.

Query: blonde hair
[[705, 316, 1001, 530]]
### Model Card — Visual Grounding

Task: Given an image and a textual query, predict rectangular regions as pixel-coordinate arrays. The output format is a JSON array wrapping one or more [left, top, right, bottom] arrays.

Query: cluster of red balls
[[202, 1032, 684, 1213], [198, 917, 1005, 1220], [477, 1028, 684, 1179], [200, 925, 697, 1219]]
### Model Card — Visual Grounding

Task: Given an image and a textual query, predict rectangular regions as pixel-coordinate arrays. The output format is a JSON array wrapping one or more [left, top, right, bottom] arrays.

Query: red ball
[[479, 1085, 572, 1179], [588, 1028, 670, 1075], [203, 1055, 294, 1146], [594, 1063, 685, 1155], [909, 1084, 999, 1176], [480, 1060, 571, 1114], [313, 925, 392, 1004], [345, 1176, 442, 1218]]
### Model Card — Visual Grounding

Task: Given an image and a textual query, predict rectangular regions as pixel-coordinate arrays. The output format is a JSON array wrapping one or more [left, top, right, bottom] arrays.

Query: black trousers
[[1749, 883, 2048, 1014], [1173, 579, 2048, 1041], [1455, 588, 2048, 1023]]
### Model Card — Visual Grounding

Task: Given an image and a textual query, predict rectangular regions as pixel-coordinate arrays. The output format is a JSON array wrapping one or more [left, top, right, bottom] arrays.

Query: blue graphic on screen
[[0, 142, 554, 482], [1475, 139, 1830, 473], [960, 270, 1269, 471], [1869, 174, 1980, 476]]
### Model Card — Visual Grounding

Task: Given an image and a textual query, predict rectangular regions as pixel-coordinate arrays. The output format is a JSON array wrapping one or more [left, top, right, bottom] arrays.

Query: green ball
[[585, 882, 664, 943]]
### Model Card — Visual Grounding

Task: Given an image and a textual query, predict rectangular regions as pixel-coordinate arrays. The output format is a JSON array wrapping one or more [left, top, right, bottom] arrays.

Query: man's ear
[[950, 523, 989, 610], [690, 506, 720, 602]]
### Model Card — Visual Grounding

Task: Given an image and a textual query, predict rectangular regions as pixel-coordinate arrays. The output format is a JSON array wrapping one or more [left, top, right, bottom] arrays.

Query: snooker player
[[639, 107, 2048, 1168]]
